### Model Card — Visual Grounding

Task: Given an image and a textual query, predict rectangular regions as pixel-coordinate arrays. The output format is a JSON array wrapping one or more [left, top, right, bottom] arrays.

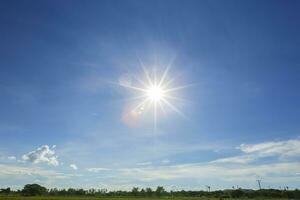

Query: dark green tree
[[155, 186, 165, 197], [131, 187, 139, 196], [140, 188, 146, 197], [0, 187, 11, 195], [231, 189, 244, 198], [146, 187, 153, 197], [22, 184, 47, 196]]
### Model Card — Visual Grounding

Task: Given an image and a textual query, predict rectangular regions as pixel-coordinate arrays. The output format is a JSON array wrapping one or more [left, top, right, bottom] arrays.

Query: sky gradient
[[0, 0, 300, 190]]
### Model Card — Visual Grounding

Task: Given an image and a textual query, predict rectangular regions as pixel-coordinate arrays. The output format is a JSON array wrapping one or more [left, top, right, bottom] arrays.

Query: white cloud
[[70, 164, 78, 170], [239, 139, 300, 158], [212, 138, 300, 164], [119, 162, 300, 182], [117, 139, 300, 184], [137, 162, 152, 166], [7, 156, 16, 160], [22, 145, 59, 166], [87, 168, 110, 172], [0, 164, 65, 179], [162, 159, 170, 164], [211, 155, 255, 164]]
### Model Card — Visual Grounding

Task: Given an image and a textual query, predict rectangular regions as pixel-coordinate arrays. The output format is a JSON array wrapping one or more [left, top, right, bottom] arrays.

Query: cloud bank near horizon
[[1, 138, 300, 190]]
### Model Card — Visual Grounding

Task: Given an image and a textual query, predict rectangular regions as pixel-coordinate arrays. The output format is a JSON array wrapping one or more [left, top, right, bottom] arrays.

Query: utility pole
[[256, 180, 262, 190], [206, 185, 211, 192], [171, 185, 176, 199]]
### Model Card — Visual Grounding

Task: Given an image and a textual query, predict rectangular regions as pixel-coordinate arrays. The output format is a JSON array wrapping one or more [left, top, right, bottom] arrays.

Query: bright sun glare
[[147, 85, 164, 101], [119, 58, 190, 128]]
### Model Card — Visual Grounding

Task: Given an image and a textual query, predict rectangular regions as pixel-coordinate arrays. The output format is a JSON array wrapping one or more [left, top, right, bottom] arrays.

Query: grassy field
[[0, 197, 290, 200]]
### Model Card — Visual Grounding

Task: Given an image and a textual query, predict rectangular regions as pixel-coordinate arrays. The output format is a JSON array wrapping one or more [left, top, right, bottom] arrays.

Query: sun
[[119, 58, 190, 128], [146, 85, 164, 102]]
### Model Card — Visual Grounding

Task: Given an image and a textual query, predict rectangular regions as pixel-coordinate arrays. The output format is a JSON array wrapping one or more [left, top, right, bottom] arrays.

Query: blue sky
[[0, 0, 300, 190]]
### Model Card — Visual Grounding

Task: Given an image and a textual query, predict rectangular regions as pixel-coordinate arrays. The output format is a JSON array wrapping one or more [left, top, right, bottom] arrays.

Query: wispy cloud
[[137, 162, 152, 166], [7, 156, 16, 161], [115, 138, 300, 185], [70, 164, 78, 170], [211, 155, 255, 164], [87, 168, 111, 172], [161, 159, 170, 164], [22, 145, 59, 166], [0, 164, 65, 179], [8, 138, 298, 189], [59, 134, 226, 168], [239, 139, 300, 158], [118, 162, 300, 182], [212, 138, 300, 164]]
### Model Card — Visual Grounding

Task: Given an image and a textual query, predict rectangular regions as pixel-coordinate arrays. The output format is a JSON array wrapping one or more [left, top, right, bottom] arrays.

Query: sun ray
[[158, 55, 176, 87], [121, 94, 148, 102], [110, 79, 148, 93], [133, 74, 149, 88], [164, 83, 197, 93], [161, 98, 187, 119], [154, 68, 157, 86], [134, 98, 150, 111], [158, 100, 167, 115], [121, 84, 148, 93], [161, 71, 186, 89], [120, 59, 189, 129], [139, 58, 153, 86], [154, 100, 157, 131], [163, 94, 189, 103]]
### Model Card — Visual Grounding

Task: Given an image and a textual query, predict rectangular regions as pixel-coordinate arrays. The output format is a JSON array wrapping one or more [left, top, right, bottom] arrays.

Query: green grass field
[[0, 197, 289, 200]]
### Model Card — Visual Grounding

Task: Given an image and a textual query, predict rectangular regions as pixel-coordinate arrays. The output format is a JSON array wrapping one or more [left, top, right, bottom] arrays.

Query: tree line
[[1, 184, 300, 199]]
